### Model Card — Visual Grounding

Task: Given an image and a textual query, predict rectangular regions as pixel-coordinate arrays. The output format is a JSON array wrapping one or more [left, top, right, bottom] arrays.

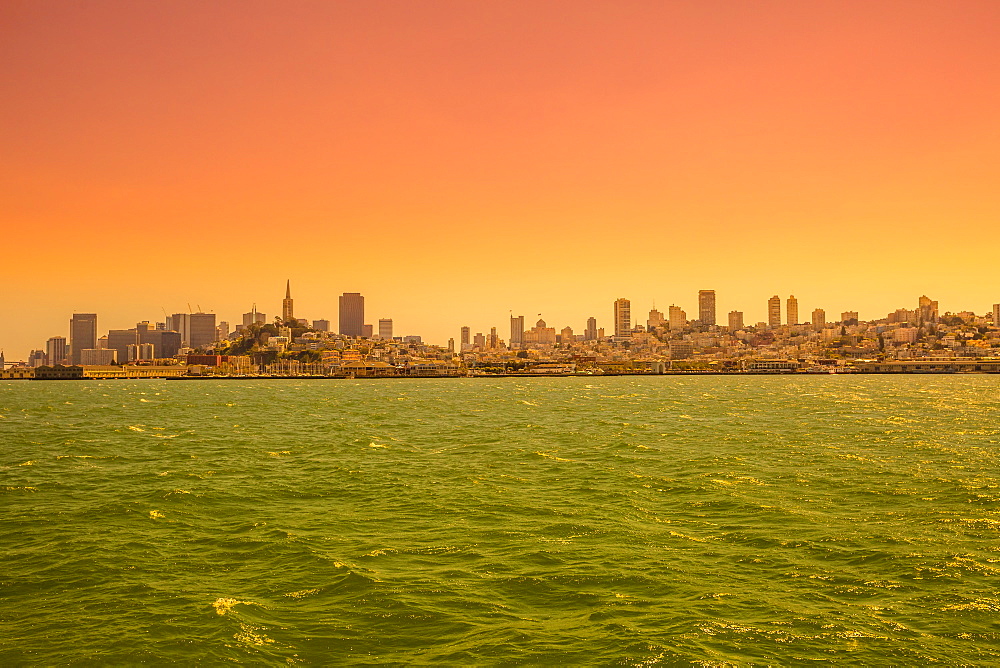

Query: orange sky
[[3, 0, 1000, 357]]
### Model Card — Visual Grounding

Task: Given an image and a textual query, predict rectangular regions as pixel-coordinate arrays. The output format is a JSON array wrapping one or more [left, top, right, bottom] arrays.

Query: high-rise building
[[768, 296, 781, 328], [169, 313, 189, 344], [460, 326, 471, 347], [46, 336, 67, 366], [243, 306, 266, 327], [339, 293, 364, 336], [447, 338, 455, 352], [312, 319, 330, 332], [812, 308, 826, 330], [559, 326, 574, 343], [108, 323, 181, 361], [728, 311, 744, 330], [282, 280, 294, 323], [69, 313, 98, 365], [668, 305, 686, 331], [489, 327, 498, 349], [994, 304, 1000, 328], [216, 321, 230, 340], [188, 313, 217, 350], [585, 317, 598, 341], [510, 315, 524, 349], [917, 295, 939, 324], [647, 309, 665, 331], [81, 348, 118, 365], [28, 350, 46, 367], [698, 290, 716, 326], [841, 311, 859, 324], [613, 298, 631, 340], [787, 295, 799, 326], [362, 324, 374, 338], [379, 319, 393, 340], [473, 332, 486, 348]]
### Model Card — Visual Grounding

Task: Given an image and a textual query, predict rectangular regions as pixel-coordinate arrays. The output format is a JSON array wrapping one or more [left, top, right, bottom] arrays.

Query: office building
[[510, 315, 524, 349], [28, 350, 46, 367], [728, 311, 744, 330], [473, 332, 486, 348], [559, 326, 574, 343], [339, 293, 364, 336], [108, 322, 181, 361], [613, 298, 631, 340], [585, 317, 598, 341], [647, 309, 665, 331], [812, 308, 826, 330], [46, 336, 67, 366], [378, 319, 393, 340], [362, 324, 374, 338], [994, 304, 1000, 327], [768, 296, 781, 328], [698, 290, 716, 326], [787, 295, 799, 326], [917, 295, 939, 324], [69, 313, 98, 365], [243, 306, 266, 327], [81, 349, 118, 365], [668, 305, 686, 331], [188, 313, 217, 350], [282, 280, 294, 323], [312, 319, 330, 332], [489, 327, 498, 349], [460, 326, 471, 347], [841, 311, 859, 324]]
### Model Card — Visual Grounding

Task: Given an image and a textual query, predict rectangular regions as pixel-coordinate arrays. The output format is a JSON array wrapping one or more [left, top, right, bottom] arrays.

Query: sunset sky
[[3, 0, 1000, 357]]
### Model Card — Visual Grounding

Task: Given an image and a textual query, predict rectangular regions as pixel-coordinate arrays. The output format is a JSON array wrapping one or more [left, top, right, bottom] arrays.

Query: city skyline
[[4, 1, 1000, 359]]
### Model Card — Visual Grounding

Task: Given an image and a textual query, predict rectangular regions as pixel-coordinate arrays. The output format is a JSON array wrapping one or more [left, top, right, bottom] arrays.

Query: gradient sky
[[3, 0, 1000, 358]]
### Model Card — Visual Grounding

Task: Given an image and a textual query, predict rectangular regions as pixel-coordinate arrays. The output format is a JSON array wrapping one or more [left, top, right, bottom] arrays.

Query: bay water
[[2, 376, 999, 664]]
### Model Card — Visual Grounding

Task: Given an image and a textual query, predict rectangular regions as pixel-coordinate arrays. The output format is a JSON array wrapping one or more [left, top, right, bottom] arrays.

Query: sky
[[3, 0, 1000, 358]]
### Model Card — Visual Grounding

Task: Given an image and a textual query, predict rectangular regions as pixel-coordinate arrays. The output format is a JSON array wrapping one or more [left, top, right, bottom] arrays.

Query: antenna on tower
[[187, 303, 193, 313]]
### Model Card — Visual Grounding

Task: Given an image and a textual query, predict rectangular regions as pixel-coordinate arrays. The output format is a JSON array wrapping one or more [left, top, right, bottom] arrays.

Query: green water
[[2, 376, 999, 664]]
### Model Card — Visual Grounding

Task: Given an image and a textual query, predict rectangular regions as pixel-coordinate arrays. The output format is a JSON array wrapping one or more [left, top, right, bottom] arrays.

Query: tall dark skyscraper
[[69, 313, 97, 365], [339, 293, 364, 336], [698, 290, 716, 326]]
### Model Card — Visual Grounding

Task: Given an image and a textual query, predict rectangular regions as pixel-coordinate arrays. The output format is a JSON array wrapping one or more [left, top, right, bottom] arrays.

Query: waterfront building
[[787, 295, 798, 326], [46, 336, 67, 366], [614, 298, 631, 340], [585, 317, 598, 341], [379, 319, 393, 340], [698, 290, 716, 326], [510, 315, 524, 349], [668, 305, 686, 331], [69, 313, 98, 365], [282, 280, 294, 322], [312, 319, 330, 332], [812, 308, 826, 330], [339, 293, 364, 336], [728, 311, 744, 330], [768, 296, 781, 328]]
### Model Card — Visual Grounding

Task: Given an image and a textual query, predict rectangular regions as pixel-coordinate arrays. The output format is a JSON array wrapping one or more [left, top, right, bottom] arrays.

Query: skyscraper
[[668, 305, 686, 331], [994, 304, 1000, 328], [698, 290, 716, 326], [282, 280, 294, 323], [69, 313, 97, 365], [647, 309, 665, 331], [917, 295, 938, 324], [812, 308, 826, 330], [767, 296, 781, 328], [510, 315, 524, 349], [188, 313, 217, 349], [243, 306, 266, 327], [728, 311, 744, 330], [787, 295, 799, 326], [46, 336, 67, 366], [613, 298, 631, 340], [379, 318, 393, 340], [585, 317, 598, 341], [460, 326, 471, 347], [339, 293, 364, 336]]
